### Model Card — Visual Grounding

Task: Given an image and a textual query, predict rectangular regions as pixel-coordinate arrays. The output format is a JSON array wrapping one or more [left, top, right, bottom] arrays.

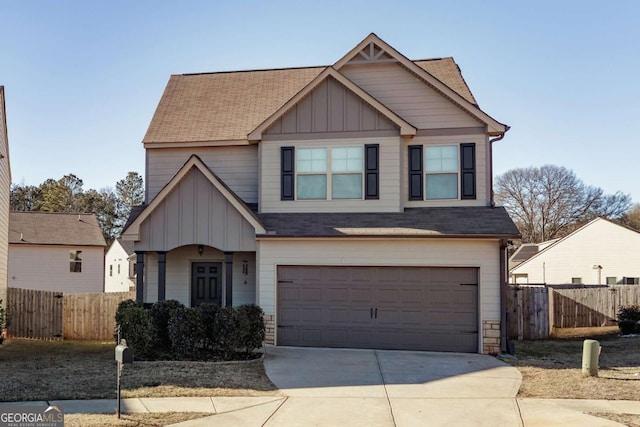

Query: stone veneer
[[264, 314, 275, 345], [482, 320, 501, 354]]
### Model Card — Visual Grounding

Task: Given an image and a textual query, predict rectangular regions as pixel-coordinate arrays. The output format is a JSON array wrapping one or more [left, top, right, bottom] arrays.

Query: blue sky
[[1, 1, 639, 202]]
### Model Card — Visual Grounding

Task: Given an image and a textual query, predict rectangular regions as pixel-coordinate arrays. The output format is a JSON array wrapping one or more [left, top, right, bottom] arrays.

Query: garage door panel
[[277, 266, 479, 352]]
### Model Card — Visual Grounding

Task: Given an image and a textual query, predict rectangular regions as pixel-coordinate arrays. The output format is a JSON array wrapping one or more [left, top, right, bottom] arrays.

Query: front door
[[191, 262, 222, 306]]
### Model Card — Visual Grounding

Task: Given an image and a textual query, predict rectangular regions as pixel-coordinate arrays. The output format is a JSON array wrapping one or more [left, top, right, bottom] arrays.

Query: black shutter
[[281, 146, 294, 200], [364, 144, 379, 200], [408, 145, 423, 200], [460, 143, 476, 199]]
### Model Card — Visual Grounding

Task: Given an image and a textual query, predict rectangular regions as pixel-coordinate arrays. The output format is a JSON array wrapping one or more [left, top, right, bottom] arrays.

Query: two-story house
[[122, 34, 519, 354]]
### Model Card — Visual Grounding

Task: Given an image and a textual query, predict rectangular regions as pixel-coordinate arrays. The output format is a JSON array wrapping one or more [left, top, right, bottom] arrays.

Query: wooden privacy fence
[[6, 287, 135, 341], [507, 285, 640, 340]]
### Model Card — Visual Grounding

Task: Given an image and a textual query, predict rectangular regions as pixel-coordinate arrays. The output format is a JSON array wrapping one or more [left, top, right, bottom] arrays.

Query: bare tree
[[495, 165, 631, 243], [619, 203, 640, 231]]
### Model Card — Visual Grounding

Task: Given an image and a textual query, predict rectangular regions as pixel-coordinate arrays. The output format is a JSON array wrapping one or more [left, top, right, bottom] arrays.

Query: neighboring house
[[104, 238, 135, 292], [509, 218, 640, 285], [9, 212, 107, 293], [0, 87, 10, 308], [122, 33, 519, 354]]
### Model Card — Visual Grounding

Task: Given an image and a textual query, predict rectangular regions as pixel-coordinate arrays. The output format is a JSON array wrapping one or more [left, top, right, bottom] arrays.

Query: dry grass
[[64, 412, 211, 427], [514, 327, 640, 400], [0, 339, 279, 402], [589, 413, 640, 427]]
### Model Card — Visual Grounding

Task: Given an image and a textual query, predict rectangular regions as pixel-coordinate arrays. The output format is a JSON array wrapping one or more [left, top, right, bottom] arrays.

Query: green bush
[[0, 300, 7, 344], [617, 304, 640, 335], [115, 299, 158, 360], [151, 300, 185, 356], [235, 304, 266, 352], [167, 306, 206, 360]]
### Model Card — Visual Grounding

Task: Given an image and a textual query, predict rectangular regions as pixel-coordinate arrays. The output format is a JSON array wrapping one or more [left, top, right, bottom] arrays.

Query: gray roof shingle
[[257, 207, 520, 238], [9, 212, 107, 246]]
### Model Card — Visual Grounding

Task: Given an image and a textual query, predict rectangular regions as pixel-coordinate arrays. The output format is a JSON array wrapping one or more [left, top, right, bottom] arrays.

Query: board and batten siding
[[341, 63, 482, 130], [402, 135, 490, 208], [143, 247, 256, 307], [8, 245, 105, 293], [137, 166, 256, 252], [257, 238, 502, 327], [0, 88, 9, 306], [260, 137, 402, 213], [511, 219, 640, 284], [146, 146, 258, 203]]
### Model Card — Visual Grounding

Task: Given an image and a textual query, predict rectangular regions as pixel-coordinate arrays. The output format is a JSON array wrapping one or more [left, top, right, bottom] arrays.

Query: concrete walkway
[[1, 347, 638, 426]]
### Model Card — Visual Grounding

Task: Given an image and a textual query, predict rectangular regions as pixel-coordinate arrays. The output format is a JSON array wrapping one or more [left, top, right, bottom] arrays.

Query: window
[[425, 146, 458, 199], [408, 143, 476, 201], [571, 277, 582, 284], [70, 250, 82, 273], [606, 276, 617, 285], [109, 265, 113, 277], [117, 264, 121, 275], [623, 277, 640, 285], [295, 146, 364, 200]]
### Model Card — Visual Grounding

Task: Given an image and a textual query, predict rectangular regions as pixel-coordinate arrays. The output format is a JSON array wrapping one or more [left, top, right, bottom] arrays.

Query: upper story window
[[282, 144, 379, 202], [70, 250, 82, 273], [409, 143, 475, 201]]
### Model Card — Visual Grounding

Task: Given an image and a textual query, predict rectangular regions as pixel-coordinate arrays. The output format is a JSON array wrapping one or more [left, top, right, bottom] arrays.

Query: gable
[[136, 166, 257, 252], [265, 76, 398, 135]]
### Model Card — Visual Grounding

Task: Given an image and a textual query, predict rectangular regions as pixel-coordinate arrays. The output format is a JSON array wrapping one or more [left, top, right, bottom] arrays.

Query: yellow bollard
[[581, 339, 600, 377]]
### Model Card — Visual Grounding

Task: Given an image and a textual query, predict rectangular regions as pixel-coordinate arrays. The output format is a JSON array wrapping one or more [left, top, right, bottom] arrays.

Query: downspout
[[489, 126, 510, 207], [499, 238, 508, 354]]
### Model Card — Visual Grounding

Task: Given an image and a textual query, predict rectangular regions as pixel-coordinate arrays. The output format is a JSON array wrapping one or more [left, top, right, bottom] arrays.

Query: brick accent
[[264, 314, 275, 345], [482, 320, 501, 355]]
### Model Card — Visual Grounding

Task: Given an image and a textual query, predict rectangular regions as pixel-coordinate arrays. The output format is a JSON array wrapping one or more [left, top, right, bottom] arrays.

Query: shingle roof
[[117, 237, 135, 255], [9, 212, 107, 247], [143, 58, 476, 144], [257, 207, 520, 238]]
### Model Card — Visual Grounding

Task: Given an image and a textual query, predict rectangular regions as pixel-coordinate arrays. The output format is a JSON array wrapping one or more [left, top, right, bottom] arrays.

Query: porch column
[[135, 251, 145, 303], [157, 251, 167, 301], [224, 252, 233, 307]]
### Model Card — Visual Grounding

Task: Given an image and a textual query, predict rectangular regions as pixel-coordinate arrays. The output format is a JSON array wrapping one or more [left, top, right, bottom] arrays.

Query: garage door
[[277, 266, 478, 352]]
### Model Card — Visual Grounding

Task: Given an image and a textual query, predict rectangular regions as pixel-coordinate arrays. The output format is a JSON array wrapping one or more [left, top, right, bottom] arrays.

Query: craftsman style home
[[122, 34, 519, 354]]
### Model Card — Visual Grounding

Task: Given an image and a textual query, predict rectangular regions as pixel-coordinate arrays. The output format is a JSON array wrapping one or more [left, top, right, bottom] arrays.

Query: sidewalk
[[1, 397, 638, 426]]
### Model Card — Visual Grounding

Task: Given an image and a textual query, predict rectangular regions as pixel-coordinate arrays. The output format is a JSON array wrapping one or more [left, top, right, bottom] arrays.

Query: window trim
[[70, 250, 82, 273]]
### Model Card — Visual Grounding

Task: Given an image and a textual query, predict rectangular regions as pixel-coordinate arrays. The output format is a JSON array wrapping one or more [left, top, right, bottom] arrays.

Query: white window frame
[[424, 145, 459, 200], [70, 250, 83, 273], [295, 146, 364, 200]]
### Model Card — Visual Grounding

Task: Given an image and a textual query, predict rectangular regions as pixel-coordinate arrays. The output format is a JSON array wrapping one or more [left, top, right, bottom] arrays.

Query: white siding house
[[510, 218, 640, 285], [122, 33, 519, 354], [0, 87, 10, 308], [9, 212, 107, 293], [104, 239, 135, 292]]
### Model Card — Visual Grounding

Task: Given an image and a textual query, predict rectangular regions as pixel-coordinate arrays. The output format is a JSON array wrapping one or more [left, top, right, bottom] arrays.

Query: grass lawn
[[64, 412, 212, 427], [0, 339, 279, 402]]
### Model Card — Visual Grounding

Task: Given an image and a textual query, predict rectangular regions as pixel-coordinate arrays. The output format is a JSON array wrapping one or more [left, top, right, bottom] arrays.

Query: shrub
[[115, 302, 158, 360], [168, 306, 206, 360], [235, 304, 266, 352], [151, 300, 185, 357], [617, 304, 640, 335], [0, 300, 7, 344]]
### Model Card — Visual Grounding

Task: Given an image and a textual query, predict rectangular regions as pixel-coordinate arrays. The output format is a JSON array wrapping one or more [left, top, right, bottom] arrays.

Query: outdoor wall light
[[198, 245, 204, 256]]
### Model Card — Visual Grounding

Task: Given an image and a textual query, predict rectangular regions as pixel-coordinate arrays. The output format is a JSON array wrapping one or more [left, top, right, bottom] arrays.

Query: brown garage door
[[277, 266, 478, 352]]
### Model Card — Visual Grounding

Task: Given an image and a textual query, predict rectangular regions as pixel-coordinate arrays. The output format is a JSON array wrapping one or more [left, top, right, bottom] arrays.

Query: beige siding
[[104, 241, 134, 293], [260, 137, 402, 213], [511, 219, 640, 284], [341, 63, 481, 129], [266, 77, 396, 135], [402, 135, 490, 208], [137, 167, 256, 252], [9, 245, 105, 293], [0, 89, 9, 307], [146, 146, 258, 203], [257, 238, 501, 352], [143, 246, 256, 307]]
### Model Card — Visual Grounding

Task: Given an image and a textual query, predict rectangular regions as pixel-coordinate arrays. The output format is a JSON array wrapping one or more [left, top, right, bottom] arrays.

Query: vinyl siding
[[511, 219, 640, 284], [146, 146, 258, 203], [104, 241, 134, 292], [137, 166, 256, 252], [257, 238, 501, 323], [0, 89, 9, 306], [402, 135, 490, 208], [9, 245, 104, 293], [341, 63, 482, 129], [143, 246, 256, 307], [260, 137, 401, 213]]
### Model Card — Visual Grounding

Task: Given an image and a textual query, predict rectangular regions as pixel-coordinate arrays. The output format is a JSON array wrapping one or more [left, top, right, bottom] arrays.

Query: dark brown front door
[[191, 262, 222, 306], [277, 266, 479, 352]]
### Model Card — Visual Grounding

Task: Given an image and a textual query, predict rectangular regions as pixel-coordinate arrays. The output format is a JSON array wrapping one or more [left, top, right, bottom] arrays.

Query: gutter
[[499, 238, 509, 354], [256, 233, 521, 241], [488, 126, 510, 207]]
